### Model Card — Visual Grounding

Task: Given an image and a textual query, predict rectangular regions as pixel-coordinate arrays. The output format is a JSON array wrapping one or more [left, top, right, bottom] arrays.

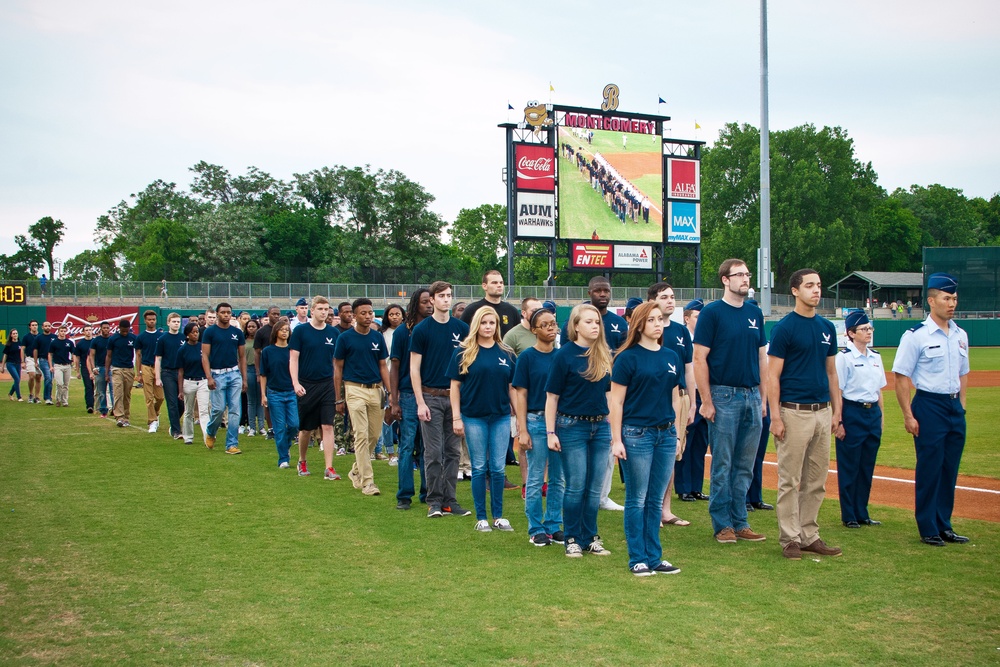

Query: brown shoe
[[782, 542, 802, 560], [736, 527, 766, 542], [802, 538, 842, 557], [715, 527, 737, 544]]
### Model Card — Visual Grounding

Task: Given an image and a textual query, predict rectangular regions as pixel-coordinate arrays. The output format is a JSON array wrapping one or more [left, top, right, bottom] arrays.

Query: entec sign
[[515, 144, 555, 191], [570, 243, 613, 268]]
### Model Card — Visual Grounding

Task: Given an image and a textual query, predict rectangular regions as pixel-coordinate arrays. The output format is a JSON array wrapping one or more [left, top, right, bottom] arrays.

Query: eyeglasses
[[855, 326, 874, 333], [727, 272, 751, 279]]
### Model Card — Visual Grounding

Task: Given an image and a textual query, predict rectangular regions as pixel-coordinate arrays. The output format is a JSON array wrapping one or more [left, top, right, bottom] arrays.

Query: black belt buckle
[[655, 420, 675, 431]]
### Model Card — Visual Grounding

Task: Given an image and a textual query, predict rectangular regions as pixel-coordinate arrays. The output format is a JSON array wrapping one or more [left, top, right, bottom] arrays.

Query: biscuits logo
[[523, 101, 552, 134]]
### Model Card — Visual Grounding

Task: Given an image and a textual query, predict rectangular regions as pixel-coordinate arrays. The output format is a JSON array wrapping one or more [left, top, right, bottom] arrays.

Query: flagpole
[[760, 0, 772, 317]]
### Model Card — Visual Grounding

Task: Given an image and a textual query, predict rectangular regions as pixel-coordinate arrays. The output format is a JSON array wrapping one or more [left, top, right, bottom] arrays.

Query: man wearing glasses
[[693, 259, 769, 546]]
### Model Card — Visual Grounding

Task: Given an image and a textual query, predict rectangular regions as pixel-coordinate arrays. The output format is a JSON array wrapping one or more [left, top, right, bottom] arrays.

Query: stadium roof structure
[[829, 271, 924, 301]]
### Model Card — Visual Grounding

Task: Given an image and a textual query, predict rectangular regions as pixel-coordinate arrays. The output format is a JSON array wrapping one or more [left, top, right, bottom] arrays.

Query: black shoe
[[678, 493, 697, 502], [87, 407, 94, 414], [506, 457, 519, 466], [751, 502, 774, 511], [746, 503, 755, 512], [844, 521, 861, 529], [860, 519, 881, 526], [396, 500, 411, 511], [921, 535, 946, 547], [940, 530, 969, 543], [692, 492, 710, 501], [549, 530, 565, 544], [443, 503, 472, 517]]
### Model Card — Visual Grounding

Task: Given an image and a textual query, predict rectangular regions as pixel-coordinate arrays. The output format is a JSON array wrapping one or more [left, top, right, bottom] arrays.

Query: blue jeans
[[622, 423, 677, 569], [160, 369, 182, 436], [464, 414, 509, 521], [95, 366, 113, 415], [6, 363, 21, 399], [375, 422, 394, 455], [525, 412, 564, 536], [396, 391, 427, 503], [246, 366, 264, 431], [267, 388, 299, 466], [707, 385, 762, 534], [208, 369, 243, 451], [38, 359, 52, 401], [557, 416, 610, 546]]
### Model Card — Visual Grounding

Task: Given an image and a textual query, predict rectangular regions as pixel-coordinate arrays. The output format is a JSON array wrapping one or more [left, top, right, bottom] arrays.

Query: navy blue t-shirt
[[693, 299, 766, 388], [288, 322, 339, 382], [561, 310, 628, 351], [611, 345, 681, 426], [22, 333, 36, 360], [91, 335, 111, 367], [35, 332, 54, 359], [50, 338, 75, 365], [74, 338, 92, 372], [447, 344, 515, 419], [545, 341, 611, 416], [3, 340, 22, 365], [768, 311, 838, 403], [512, 346, 555, 413], [409, 316, 470, 389], [154, 332, 186, 370], [107, 332, 138, 368], [334, 327, 388, 384], [260, 345, 293, 392], [135, 328, 163, 366], [663, 320, 693, 389], [390, 325, 415, 392], [201, 324, 245, 370], [178, 342, 206, 380]]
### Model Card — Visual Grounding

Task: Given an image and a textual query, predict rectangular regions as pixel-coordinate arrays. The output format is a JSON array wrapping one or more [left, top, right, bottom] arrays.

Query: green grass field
[[876, 346, 1000, 371], [557, 127, 662, 243], [2, 382, 999, 665]]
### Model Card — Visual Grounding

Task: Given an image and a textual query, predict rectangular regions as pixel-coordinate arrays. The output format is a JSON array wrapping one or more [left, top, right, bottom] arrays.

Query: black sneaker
[[265, 429, 274, 440], [653, 560, 681, 575], [529, 534, 552, 547], [87, 407, 94, 414], [443, 503, 472, 517], [549, 531, 566, 545], [396, 500, 411, 511], [427, 505, 443, 518]]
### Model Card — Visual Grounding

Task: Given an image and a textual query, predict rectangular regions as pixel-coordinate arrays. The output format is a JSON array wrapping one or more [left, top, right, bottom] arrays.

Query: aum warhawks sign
[[516, 192, 556, 238]]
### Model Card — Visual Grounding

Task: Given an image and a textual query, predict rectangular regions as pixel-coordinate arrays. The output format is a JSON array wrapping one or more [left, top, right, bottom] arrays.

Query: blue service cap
[[625, 297, 643, 310], [927, 272, 958, 294], [333, 307, 339, 316], [845, 310, 870, 330], [541, 300, 557, 314], [684, 299, 704, 312], [295, 297, 308, 307]]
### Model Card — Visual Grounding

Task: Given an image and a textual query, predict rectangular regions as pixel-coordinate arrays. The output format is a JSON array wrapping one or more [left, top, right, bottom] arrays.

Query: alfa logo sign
[[667, 158, 700, 200]]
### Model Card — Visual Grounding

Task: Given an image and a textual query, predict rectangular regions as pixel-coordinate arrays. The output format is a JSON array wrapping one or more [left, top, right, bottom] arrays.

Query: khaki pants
[[775, 406, 832, 547], [676, 392, 691, 459], [182, 378, 211, 444], [459, 437, 472, 475], [141, 365, 164, 424], [111, 367, 135, 421], [345, 383, 384, 488], [53, 364, 72, 406]]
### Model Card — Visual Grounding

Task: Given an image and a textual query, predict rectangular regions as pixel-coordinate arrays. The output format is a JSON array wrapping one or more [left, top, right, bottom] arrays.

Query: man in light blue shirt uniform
[[892, 273, 971, 547]]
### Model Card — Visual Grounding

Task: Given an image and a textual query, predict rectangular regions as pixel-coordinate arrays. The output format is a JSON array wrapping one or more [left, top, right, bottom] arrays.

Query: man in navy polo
[[22, 320, 39, 403], [35, 321, 55, 405], [892, 272, 971, 547], [105, 319, 137, 427], [693, 258, 768, 546], [675, 299, 710, 502], [410, 280, 471, 519], [135, 309, 165, 433], [768, 269, 842, 560], [201, 302, 247, 454], [335, 298, 391, 497], [74, 325, 95, 413], [90, 322, 114, 416], [289, 295, 342, 480], [155, 313, 186, 439], [48, 324, 75, 407]]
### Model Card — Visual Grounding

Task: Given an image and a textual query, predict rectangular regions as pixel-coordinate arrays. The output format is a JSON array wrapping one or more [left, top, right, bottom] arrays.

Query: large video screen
[[556, 123, 663, 243]]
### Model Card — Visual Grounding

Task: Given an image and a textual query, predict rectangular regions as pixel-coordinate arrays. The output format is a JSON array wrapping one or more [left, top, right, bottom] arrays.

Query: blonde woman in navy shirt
[[448, 306, 517, 532], [609, 302, 683, 576], [545, 304, 613, 558]]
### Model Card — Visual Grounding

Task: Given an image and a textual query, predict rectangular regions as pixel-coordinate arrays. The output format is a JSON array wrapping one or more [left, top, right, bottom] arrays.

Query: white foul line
[[761, 459, 1000, 495]]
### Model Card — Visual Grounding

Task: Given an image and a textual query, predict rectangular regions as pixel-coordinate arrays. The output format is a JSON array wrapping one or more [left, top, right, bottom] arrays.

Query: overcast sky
[[2, 0, 997, 268]]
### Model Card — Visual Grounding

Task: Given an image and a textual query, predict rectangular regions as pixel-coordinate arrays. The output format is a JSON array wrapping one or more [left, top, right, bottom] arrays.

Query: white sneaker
[[247, 429, 256, 437], [475, 520, 492, 532], [238, 425, 246, 435], [278, 462, 290, 469], [565, 542, 583, 558], [493, 518, 514, 532], [388, 456, 399, 467], [600, 498, 625, 511], [319, 441, 324, 451], [631, 563, 655, 577], [336, 447, 346, 456], [148, 420, 158, 433]]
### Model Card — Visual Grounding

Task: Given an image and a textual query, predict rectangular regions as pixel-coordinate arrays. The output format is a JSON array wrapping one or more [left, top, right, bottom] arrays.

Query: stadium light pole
[[760, 0, 772, 316]]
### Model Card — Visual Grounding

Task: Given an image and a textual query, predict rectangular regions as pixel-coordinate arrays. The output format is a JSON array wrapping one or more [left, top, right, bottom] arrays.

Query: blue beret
[[625, 297, 644, 310], [684, 299, 704, 312], [295, 297, 308, 307], [927, 272, 957, 294], [541, 300, 557, 314], [845, 311, 870, 330]]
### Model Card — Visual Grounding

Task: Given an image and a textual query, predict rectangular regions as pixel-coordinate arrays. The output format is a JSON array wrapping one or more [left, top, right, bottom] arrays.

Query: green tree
[[63, 249, 118, 281], [450, 204, 507, 277], [26, 216, 65, 278], [890, 184, 980, 248], [969, 194, 1000, 246], [863, 198, 923, 271]]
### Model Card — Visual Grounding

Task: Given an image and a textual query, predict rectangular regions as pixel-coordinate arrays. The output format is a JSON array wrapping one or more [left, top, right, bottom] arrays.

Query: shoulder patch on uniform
[[870, 348, 880, 354], [839, 347, 850, 354], [907, 323, 926, 333]]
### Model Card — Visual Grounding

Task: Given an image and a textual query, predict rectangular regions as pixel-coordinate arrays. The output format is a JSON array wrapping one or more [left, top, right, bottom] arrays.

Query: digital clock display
[[0, 283, 27, 305]]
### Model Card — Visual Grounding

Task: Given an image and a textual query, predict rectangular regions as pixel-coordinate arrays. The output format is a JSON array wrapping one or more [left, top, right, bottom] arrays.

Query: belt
[[844, 399, 877, 409], [211, 366, 239, 374], [653, 420, 675, 430], [558, 412, 608, 423], [780, 401, 830, 412], [142, 363, 154, 368], [916, 389, 960, 400], [346, 381, 382, 390], [422, 387, 450, 397]]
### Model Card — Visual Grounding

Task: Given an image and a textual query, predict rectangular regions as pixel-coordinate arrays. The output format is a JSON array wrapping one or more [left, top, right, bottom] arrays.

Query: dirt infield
[[603, 150, 661, 185], [883, 370, 1000, 390]]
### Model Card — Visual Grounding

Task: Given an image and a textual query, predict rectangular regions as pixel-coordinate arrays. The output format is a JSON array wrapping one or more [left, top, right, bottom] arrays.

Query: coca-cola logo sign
[[515, 144, 555, 191]]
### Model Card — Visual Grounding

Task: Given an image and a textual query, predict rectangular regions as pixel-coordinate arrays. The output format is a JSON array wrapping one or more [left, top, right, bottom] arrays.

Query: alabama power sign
[[515, 144, 555, 191]]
